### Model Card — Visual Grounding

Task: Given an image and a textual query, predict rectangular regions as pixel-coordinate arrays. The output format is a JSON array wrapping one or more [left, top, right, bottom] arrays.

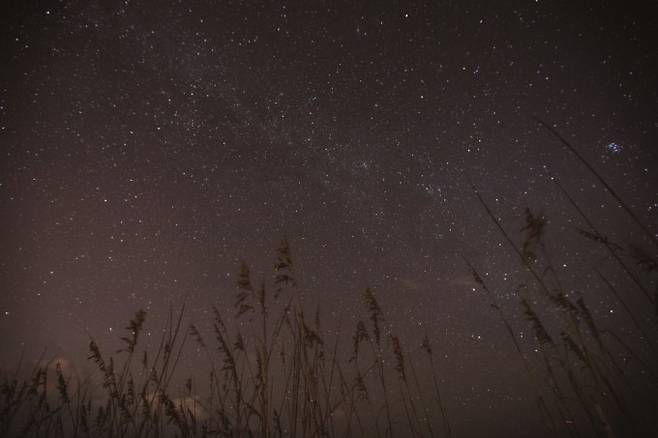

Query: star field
[[1, 1, 656, 436]]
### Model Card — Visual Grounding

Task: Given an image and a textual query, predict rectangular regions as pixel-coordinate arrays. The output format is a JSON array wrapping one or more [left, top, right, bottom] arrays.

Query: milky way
[[1, 2, 656, 436]]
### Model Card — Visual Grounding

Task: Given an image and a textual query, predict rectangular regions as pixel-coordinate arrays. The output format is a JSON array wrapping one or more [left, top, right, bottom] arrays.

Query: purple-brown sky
[[1, 1, 656, 436]]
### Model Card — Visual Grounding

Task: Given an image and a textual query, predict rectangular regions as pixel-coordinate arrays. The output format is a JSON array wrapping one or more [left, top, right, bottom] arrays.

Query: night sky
[[1, 1, 656, 436]]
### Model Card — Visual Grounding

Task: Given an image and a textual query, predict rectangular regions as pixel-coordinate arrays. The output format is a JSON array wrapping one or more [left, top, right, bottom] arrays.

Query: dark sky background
[[1, 1, 656, 436]]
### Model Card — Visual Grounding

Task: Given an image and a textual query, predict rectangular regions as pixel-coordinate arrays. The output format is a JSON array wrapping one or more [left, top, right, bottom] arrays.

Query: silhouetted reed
[[0, 238, 455, 438], [3, 149, 657, 437], [471, 172, 657, 437]]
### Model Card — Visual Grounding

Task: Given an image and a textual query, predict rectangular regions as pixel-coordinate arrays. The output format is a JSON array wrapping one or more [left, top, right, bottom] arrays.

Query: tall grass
[[2, 212, 656, 437], [469, 172, 657, 437], [2, 125, 656, 436], [1, 240, 455, 438]]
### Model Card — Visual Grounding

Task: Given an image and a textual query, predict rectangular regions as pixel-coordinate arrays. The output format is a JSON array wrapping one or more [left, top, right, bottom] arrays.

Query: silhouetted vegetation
[[469, 172, 657, 437], [1, 126, 657, 437], [0, 239, 457, 438]]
